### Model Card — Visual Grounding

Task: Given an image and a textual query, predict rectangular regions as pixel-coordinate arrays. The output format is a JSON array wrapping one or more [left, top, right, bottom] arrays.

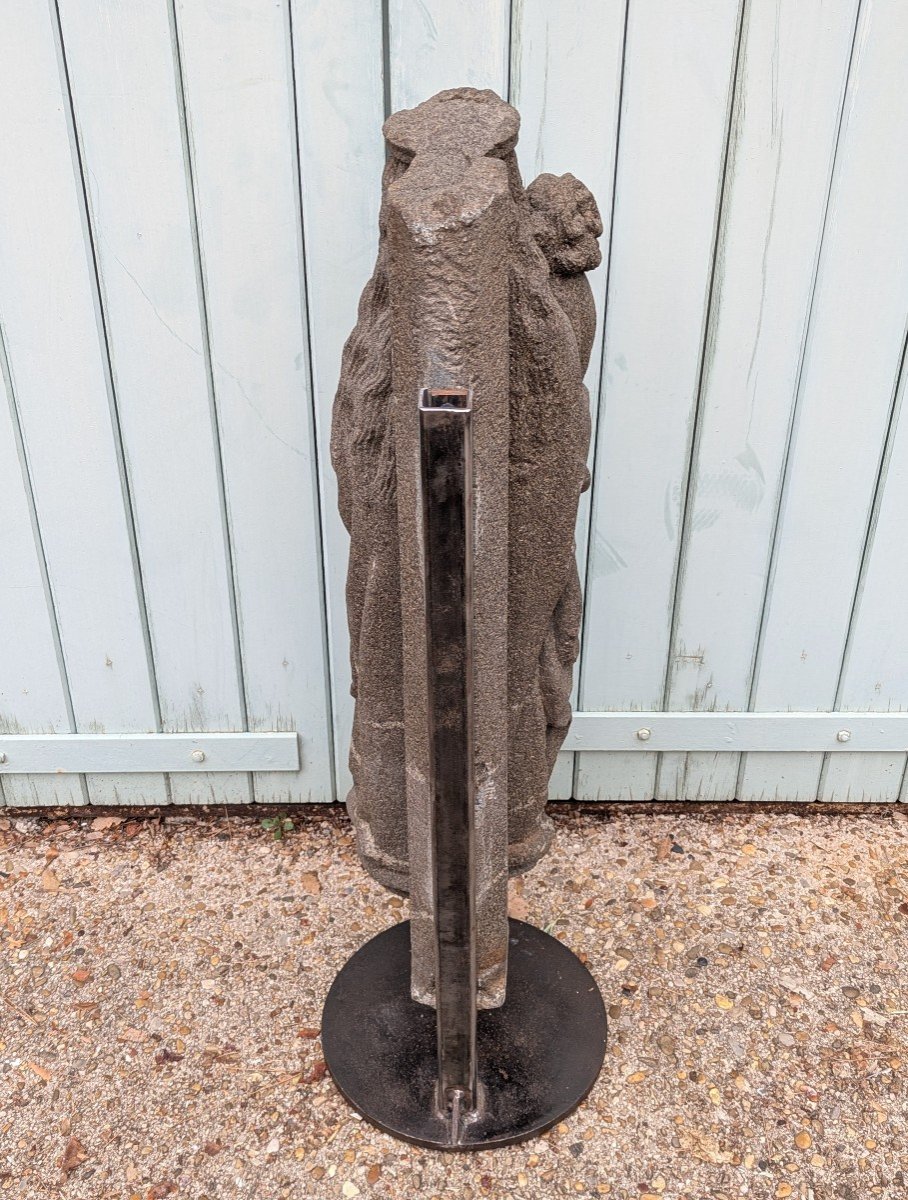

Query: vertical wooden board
[[291, 0, 386, 799], [0, 3, 166, 805], [740, 0, 908, 802], [510, 0, 627, 800], [509, 0, 624, 411], [58, 0, 249, 805], [826, 751, 907, 804], [0, 340, 84, 807], [388, 0, 509, 112], [0, 772, 84, 810], [548, 752, 573, 800], [575, 0, 741, 802], [176, 0, 335, 802], [661, 0, 859, 801], [820, 349, 908, 802]]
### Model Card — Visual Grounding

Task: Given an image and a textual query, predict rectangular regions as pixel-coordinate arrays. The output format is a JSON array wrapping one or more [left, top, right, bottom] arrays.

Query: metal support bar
[[419, 387, 478, 1130], [321, 387, 606, 1150], [565, 711, 908, 752], [0, 732, 300, 773]]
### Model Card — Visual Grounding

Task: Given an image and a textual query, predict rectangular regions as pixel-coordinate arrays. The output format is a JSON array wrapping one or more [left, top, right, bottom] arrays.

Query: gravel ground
[[1, 802, 907, 1200]]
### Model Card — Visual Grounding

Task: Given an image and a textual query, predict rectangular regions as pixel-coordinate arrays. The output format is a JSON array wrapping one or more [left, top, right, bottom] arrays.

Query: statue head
[[526, 173, 603, 276]]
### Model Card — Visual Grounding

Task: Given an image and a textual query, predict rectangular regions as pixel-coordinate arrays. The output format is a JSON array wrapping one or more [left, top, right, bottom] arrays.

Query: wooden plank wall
[[0, 0, 905, 805]]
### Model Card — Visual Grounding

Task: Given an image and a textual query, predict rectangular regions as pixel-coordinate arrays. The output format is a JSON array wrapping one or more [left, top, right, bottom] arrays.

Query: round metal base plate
[[321, 919, 606, 1150]]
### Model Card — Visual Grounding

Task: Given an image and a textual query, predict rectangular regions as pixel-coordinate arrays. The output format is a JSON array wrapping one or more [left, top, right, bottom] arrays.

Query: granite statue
[[331, 87, 601, 1006]]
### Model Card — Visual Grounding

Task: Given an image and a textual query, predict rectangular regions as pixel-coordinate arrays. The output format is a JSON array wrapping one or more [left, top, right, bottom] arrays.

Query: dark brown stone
[[331, 88, 601, 1006]]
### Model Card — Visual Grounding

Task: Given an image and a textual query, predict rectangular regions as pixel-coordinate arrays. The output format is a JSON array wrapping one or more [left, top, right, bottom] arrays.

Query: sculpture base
[[321, 918, 607, 1150]]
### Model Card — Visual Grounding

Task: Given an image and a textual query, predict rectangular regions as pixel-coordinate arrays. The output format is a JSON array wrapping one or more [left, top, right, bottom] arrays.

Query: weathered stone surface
[[331, 88, 601, 1007], [385, 93, 513, 1009]]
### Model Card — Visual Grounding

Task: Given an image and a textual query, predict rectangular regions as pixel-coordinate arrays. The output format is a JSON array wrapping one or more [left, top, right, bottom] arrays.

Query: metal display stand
[[322, 389, 607, 1150]]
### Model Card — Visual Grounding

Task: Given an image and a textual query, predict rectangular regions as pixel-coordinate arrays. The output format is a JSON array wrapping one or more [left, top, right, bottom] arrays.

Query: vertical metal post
[[321, 378, 605, 1152], [419, 387, 478, 1134]]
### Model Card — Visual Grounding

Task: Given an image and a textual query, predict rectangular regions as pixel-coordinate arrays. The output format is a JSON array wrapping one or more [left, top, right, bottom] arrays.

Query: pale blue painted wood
[[290, 0, 386, 802], [575, 0, 742, 802], [739, 0, 908, 802], [0, 2, 166, 806], [0, 733, 298, 775], [510, 0, 627, 800], [57, 0, 251, 806], [0, 0, 906, 806], [566, 712, 908, 753], [388, 0, 510, 112], [821, 352, 908, 801], [0, 332, 84, 806], [658, 0, 859, 802], [174, 0, 335, 803]]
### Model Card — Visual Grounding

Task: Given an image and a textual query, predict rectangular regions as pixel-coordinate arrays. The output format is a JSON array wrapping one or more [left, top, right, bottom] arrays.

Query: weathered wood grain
[[289, 0, 386, 800], [58, 0, 250, 805], [659, 0, 859, 802], [511, 0, 627, 799], [388, 0, 510, 111], [740, 0, 908, 802], [576, 0, 742, 802], [0, 1, 906, 806], [175, 0, 334, 802], [0, 332, 84, 806], [0, 2, 166, 806]]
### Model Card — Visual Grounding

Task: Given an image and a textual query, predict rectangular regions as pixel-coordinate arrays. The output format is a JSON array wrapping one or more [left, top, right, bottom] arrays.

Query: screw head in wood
[[836, 730, 851, 743], [190, 749, 206, 763], [636, 728, 652, 742]]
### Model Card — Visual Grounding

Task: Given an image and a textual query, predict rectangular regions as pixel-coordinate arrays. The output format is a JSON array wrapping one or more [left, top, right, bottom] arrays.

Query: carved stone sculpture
[[332, 88, 601, 1007]]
